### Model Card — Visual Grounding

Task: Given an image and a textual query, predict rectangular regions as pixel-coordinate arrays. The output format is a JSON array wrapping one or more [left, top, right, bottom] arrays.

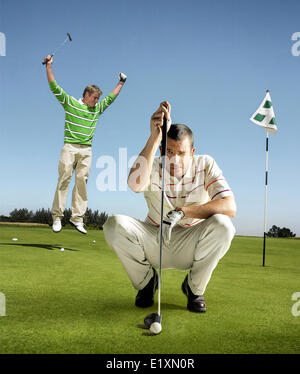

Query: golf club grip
[[161, 115, 168, 157], [42, 54, 53, 65]]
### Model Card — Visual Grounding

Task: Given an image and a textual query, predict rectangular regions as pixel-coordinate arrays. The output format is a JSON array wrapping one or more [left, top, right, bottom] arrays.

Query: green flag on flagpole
[[250, 90, 277, 266], [250, 90, 277, 134]]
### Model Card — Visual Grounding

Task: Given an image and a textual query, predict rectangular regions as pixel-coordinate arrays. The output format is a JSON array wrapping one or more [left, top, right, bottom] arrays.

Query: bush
[[32, 208, 52, 225], [267, 225, 296, 238], [84, 208, 108, 229], [0, 215, 10, 222], [9, 208, 34, 222], [61, 208, 72, 226]]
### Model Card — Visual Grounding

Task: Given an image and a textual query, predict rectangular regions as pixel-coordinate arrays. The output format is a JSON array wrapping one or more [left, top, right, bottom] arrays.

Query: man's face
[[84, 92, 101, 107], [160, 136, 195, 178]]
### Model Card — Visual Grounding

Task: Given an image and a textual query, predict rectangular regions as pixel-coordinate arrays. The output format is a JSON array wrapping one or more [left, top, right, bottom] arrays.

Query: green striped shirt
[[49, 80, 116, 145]]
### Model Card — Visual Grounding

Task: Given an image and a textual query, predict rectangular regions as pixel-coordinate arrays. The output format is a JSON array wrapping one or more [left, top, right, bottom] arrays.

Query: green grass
[[0, 226, 300, 354]]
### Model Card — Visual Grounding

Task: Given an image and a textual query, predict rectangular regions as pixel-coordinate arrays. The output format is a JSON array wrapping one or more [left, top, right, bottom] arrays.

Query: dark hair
[[167, 123, 194, 148], [83, 85, 103, 98]]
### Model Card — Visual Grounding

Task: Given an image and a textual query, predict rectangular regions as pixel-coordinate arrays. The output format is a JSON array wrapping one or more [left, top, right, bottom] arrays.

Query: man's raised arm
[[44, 54, 55, 82], [128, 101, 171, 193], [111, 73, 127, 97]]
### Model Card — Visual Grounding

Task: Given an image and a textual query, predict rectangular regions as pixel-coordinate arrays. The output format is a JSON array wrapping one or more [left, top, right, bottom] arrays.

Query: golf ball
[[60, 248, 65, 252], [150, 322, 162, 335], [12, 238, 18, 241], [93, 240, 96, 243]]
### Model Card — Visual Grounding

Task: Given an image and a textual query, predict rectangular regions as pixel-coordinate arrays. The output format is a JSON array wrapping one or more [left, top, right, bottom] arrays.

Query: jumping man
[[44, 54, 127, 234]]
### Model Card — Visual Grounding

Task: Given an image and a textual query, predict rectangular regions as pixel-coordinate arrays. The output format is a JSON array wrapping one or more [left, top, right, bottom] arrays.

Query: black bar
[[266, 137, 269, 152], [0, 354, 297, 370], [265, 171, 268, 186]]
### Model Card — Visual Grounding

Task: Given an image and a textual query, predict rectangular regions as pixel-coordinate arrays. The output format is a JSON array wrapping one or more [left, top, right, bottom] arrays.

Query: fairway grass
[[0, 226, 299, 354]]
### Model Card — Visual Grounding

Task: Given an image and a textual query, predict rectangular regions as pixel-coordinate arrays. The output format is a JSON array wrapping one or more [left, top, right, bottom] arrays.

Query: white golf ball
[[60, 248, 65, 252], [93, 240, 96, 243], [12, 238, 18, 241], [150, 322, 162, 335]]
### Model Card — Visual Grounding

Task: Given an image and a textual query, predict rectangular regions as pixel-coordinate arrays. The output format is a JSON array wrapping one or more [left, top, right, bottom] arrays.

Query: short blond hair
[[83, 85, 103, 98]]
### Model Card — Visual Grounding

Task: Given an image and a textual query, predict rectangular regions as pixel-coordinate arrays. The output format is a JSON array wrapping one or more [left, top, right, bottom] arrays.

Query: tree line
[[267, 225, 296, 238], [0, 208, 108, 229], [0, 210, 297, 236]]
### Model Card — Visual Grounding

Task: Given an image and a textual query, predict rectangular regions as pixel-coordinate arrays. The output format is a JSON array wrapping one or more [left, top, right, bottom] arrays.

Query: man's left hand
[[158, 209, 184, 246], [119, 72, 127, 83]]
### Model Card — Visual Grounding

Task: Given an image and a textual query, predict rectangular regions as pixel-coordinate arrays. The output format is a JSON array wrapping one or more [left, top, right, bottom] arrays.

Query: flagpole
[[250, 88, 277, 267], [263, 129, 269, 267]]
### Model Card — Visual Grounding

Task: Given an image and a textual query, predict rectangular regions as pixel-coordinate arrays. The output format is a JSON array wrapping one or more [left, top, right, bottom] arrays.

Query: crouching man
[[103, 101, 236, 313]]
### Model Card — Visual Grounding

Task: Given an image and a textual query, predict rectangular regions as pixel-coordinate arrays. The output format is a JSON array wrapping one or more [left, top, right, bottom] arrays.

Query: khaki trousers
[[103, 214, 235, 295], [52, 143, 92, 223]]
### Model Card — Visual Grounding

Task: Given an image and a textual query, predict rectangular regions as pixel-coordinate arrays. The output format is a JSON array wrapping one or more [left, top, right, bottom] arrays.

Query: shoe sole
[[69, 221, 87, 234]]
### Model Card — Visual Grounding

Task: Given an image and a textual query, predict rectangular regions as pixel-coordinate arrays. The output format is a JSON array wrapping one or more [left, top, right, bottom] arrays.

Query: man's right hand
[[150, 101, 172, 141], [44, 54, 53, 65], [44, 54, 55, 82]]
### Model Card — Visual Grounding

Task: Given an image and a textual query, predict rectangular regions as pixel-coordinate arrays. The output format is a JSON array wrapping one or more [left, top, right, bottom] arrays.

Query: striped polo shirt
[[143, 155, 233, 227], [49, 80, 116, 145]]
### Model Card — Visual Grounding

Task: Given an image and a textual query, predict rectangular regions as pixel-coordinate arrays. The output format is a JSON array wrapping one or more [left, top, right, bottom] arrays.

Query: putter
[[142, 105, 168, 336], [42, 33, 72, 65]]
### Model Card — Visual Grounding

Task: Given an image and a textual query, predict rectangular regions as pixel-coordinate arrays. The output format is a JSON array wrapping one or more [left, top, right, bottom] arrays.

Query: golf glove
[[119, 72, 127, 83], [158, 209, 185, 246]]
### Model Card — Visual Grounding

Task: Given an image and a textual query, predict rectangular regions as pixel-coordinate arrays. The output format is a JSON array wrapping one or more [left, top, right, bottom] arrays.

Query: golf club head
[[144, 312, 161, 328], [42, 33, 72, 64]]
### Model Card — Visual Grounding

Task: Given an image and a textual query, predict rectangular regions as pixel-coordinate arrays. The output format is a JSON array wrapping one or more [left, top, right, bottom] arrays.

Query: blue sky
[[1, 0, 300, 236]]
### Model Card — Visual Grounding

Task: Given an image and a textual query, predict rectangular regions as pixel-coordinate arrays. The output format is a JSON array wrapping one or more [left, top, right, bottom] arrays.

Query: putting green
[[0, 225, 299, 354]]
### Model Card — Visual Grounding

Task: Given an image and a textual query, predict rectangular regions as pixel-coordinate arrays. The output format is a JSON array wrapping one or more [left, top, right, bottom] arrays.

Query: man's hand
[[150, 101, 172, 141], [119, 72, 127, 83], [44, 54, 53, 65], [157, 209, 184, 246], [44, 54, 55, 82], [127, 101, 171, 193]]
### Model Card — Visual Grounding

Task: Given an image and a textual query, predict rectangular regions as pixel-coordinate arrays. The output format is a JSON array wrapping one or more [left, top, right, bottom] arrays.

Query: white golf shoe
[[69, 219, 87, 234], [52, 220, 62, 233]]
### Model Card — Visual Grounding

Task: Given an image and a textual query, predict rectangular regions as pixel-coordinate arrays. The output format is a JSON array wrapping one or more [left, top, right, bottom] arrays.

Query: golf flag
[[250, 90, 277, 134], [250, 89, 278, 267]]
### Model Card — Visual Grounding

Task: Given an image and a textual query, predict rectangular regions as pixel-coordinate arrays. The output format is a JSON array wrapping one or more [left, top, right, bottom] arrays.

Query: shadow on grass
[[93, 300, 186, 317], [0, 243, 79, 251], [160, 302, 186, 311]]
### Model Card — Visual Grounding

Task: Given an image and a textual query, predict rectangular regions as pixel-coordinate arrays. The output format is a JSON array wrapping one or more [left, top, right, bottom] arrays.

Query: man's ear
[[191, 147, 195, 156]]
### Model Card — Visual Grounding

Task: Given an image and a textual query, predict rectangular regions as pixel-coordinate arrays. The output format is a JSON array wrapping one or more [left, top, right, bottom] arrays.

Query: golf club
[[142, 105, 168, 336], [42, 33, 72, 65]]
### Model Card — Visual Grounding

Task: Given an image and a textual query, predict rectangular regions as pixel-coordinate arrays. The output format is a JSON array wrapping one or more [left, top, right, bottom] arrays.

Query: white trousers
[[103, 214, 235, 296], [51, 143, 92, 223]]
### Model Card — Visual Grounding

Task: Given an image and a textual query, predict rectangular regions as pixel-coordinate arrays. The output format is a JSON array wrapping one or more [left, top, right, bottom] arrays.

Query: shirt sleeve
[[99, 93, 117, 114], [141, 157, 159, 193], [49, 80, 69, 108], [204, 156, 233, 200]]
